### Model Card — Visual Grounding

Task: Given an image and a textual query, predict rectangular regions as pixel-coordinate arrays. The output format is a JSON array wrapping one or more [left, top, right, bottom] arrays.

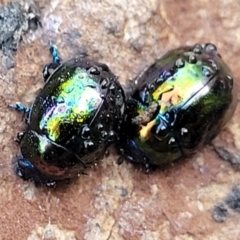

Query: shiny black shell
[[20, 58, 125, 180], [120, 43, 237, 166]]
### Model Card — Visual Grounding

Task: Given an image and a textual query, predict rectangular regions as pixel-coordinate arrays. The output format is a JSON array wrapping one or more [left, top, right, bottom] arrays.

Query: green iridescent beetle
[[10, 42, 125, 186], [120, 43, 237, 167]]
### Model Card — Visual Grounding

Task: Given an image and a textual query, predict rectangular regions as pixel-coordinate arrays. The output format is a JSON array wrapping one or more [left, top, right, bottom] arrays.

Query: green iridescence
[[153, 61, 209, 113], [39, 67, 102, 141], [38, 134, 51, 154], [138, 61, 211, 140]]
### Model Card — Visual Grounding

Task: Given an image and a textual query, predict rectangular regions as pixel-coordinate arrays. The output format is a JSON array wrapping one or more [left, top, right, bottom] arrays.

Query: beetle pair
[[10, 42, 237, 186]]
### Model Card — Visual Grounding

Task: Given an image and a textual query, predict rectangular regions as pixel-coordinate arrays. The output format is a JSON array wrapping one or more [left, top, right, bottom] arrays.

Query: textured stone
[[1, 0, 240, 239]]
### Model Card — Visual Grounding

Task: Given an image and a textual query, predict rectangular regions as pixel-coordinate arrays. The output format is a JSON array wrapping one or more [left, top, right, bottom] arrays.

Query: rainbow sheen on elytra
[[11, 48, 125, 185], [120, 43, 237, 166], [39, 68, 102, 141]]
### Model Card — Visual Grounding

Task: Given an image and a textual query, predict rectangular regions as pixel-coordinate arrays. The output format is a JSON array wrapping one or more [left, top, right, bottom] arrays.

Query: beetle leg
[[9, 102, 30, 114], [15, 157, 56, 187], [42, 41, 61, 82], [49, 41, 61, 64], [14, 131, 25, 143], [118, 144, 154, 172], [42, 62, 61, 81], [9, 102, 31, 123]]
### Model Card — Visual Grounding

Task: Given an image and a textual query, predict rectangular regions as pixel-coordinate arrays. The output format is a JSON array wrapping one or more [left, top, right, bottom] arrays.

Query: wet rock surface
[[0, 1, 40, 53], [1, 0, 240, 239]]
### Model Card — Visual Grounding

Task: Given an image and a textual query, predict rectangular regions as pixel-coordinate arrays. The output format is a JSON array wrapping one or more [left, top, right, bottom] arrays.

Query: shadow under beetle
[[10, 42, 125, 186], [119, 43, 237, 168]]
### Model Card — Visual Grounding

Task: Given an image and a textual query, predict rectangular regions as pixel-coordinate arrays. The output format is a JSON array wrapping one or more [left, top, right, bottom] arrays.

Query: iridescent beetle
[[10, 42, 125, 186], [120, 43, 237, 167]]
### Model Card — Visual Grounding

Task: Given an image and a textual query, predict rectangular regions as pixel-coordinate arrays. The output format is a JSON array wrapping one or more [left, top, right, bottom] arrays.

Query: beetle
[[10, 42, 125, 186], [120, 43, 237, 168]]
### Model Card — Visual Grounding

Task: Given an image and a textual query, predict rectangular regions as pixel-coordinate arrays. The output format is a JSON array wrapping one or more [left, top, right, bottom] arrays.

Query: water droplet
[[193, 44, 202, 54], [226, 75, 233, 81], [181, 128, 188, 135], [84, 140, 94, 149], [101, 131, 108, 138], [156, 77, 164, 84], [82, 125, 91, 138], [202, 67, 213, 78], [100, 78, 110, 89], [205, 43, 217, 53], [219, 79, 226, 89], [188, 54, 197, 64], [175, 58, 185, 68], [225, 75, 233, 89], [88, 67, 100, 75], [161, 70, 171, 80], [108, 131, 115, 142], [204, 70, 211, 77], [100, 94, 106, 99], [97, 123, 103, 130], [168, 137, 175, 145], [208, 59, 218, 71], [140, 88, 149, 103], [109, 97, 114, 103], [110, 84, 115, 90], [156, 121, 167, 134]]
